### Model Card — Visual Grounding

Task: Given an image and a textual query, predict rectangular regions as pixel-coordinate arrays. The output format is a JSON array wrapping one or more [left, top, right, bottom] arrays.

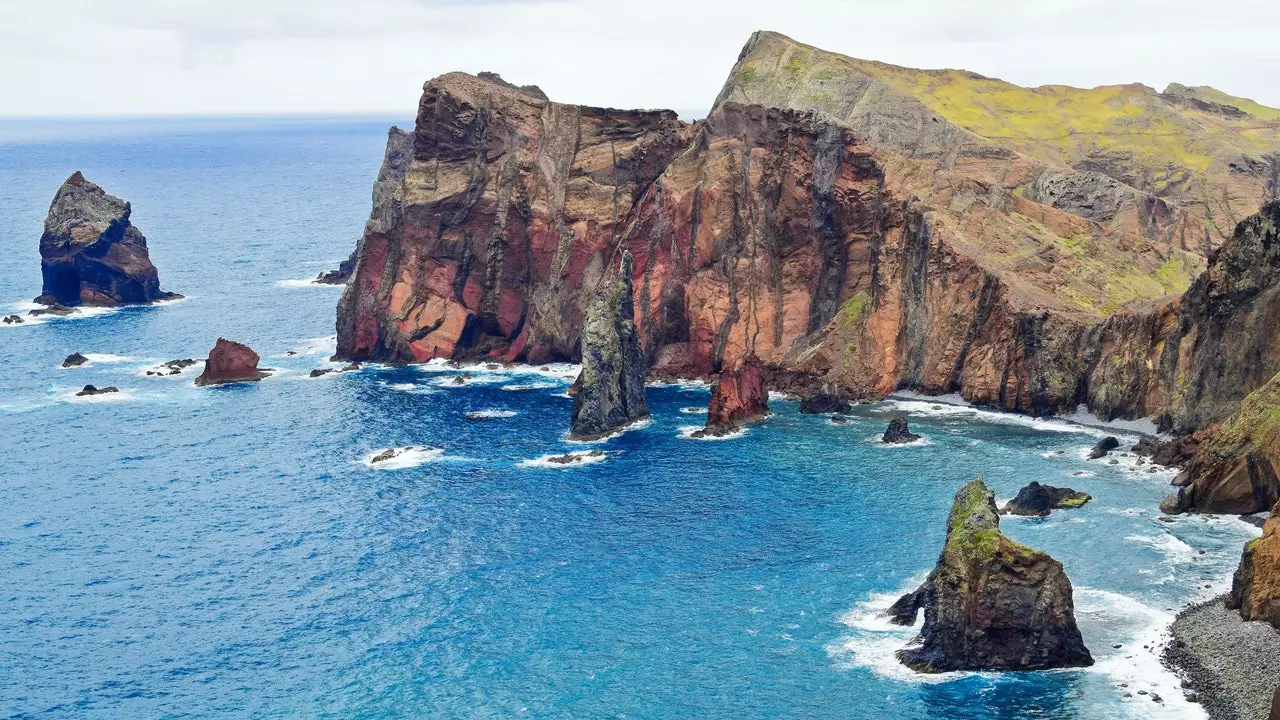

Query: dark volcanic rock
[[61, 352, 88, 368], [700, 353, 769, 434], [799, 381, 853, 414], [145, 359, 196, 376], [1088, 436, 1120, 459], [1001, 482, 1092, 516], [882, 416, 921, 444], [195, 338, 269, 386], [894, 479, 1093, 672], [35, 172, 179, 308], [569, 251, 649, 440], [3, 315, 23, 324], [29, 304, 77, 317], [314, 250, 357, 285], [76, 384, 118, 396], [884, 587, 926, 626], [1133, 433, 1205, 467]]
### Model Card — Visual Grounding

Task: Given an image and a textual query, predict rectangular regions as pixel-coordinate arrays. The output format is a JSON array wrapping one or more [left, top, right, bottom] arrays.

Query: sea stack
[[195, 338, 270, 386], [569, 251, 648, 440], [882, 417, 921, 444], [35, 172, 179, 308], [891, 478, 1093, 672], [1227, 500, 1280, 628], [693, 354, 769, 437]]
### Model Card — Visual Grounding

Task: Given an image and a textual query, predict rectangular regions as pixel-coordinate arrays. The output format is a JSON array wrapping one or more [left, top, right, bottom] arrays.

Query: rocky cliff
[[333, 32, 1280, 429], [1227, 502, 1280, 628], [892, 479, 1093, 672], [569, 251, 649, 440], [36, 172, 179, 307]]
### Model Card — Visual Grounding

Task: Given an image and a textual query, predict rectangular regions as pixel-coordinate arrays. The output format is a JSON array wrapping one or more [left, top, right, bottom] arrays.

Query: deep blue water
[[0, 117, 1259, 719]]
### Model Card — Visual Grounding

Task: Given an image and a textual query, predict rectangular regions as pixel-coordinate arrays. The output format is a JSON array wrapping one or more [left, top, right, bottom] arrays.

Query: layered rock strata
[[569, 252, 649, 440], [1227, 503, 1280, 627], [36, 172, 179, 307], [892, 479, 1093, 672]]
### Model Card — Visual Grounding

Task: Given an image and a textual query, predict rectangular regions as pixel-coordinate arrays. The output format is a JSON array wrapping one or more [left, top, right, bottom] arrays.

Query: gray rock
[[570, 251, 649, 440]]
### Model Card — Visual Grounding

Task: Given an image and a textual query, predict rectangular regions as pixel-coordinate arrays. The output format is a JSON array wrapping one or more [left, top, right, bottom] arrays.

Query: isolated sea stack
[[890, 479, 1093, 672], [195, 338, 269, 386], [1227, 501, 1280, 628], [35, 172, 179, 308], [692, 354, 769, 438], [569, 251, 649, 440]]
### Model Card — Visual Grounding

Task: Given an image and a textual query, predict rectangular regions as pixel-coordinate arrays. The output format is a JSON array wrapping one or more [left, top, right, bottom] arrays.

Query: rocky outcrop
[[61, 352, 88, 368], [1227, 502, 1280, 628], [799, 381, 853, 414], [35, 172, 179, 307], [569, 252, 649, 440], [1163, 371, 1280, 515], [75, 384, 118, 396], [698, 353, 769, 435], [314, 250, 357, 285], [893, 479, 1093, 672], [331, 33, 1280, 436], [882, 417, 920, 444], [1088, 436, 1120, 460], [195, 338, 269, 386], [1001, 482, 1092, 516]]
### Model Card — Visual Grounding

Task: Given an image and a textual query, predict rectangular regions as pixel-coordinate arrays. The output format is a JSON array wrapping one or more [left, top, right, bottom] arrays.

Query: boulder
[[1226, 501, 1280, 628], [699, 354, 769, 435], [1088, 436, 1120, 459], [882, 417, 921, 444], [547, 450, 605, 465], [799, 381, 852, 414], [61, 352, 88, 368], [894, 479, 1093, 672], [29, 305, 77, 317], [35, 172, 180, 308], [194, 338, 269, 386], [1001, 482, 1092, 516], [145, 359, 197, 376], [76, 384, 118, 396], [3, 315, 23, 324], [314, 249, 357, 285], [569, 251, 649, 440]]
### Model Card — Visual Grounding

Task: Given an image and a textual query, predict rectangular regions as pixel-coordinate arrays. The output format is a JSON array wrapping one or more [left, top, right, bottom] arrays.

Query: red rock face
[[706, 354, 769, 428], [330, 67, 1277, 429], [195, 338, 268, 386]]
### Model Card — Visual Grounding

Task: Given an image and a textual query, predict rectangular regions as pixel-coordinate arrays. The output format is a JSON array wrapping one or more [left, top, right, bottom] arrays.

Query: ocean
[[0, 117, 1259, 719]]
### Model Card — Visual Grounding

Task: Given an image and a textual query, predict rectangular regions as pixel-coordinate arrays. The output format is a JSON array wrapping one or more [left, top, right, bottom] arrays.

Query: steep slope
[[333, 34, 1280, 427]]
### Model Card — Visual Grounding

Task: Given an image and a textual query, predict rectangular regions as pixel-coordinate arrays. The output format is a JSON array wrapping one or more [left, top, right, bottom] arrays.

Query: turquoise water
[[0, 118, 1259, 719]]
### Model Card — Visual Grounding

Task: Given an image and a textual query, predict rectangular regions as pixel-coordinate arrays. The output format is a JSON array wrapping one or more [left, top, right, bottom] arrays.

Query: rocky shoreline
[[1164, 595, 1280, 720]]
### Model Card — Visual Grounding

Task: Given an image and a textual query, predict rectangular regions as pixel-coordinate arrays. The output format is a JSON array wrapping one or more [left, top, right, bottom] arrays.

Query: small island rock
[[76, 384, 118, 396], [195, 338, 269, 386], [61, 352, 88, 368], [569, 251, 648, 440], [1088, 436, 1120, 460], [1001, 482, 1092, 516], [882, 416, 921, 444]]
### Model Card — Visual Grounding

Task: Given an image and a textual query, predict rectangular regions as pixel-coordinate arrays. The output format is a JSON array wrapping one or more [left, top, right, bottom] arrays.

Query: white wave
[[501, 382, 556, 391], [678, 424, 747, 441], [680, 406, 708, 415], [380, 381, 433, 394], [647, 378, 711, 391], [826, 574, 966, 684], [518, 449, 609, 469], [1124, 533, 1198, 564], [138, 359, 204, 378], [362, 446, 444, 470], [276, 278, 343, 289], [466, 409, 517, 419], [1074, 588, 1207, 719], [284, 336, 338, 357], [83, 353, 134, 364], [881, 398, 1142, 441], [865, 433, 932, 448], [564, 417, 651, 444], [767, 390, 794, 401]]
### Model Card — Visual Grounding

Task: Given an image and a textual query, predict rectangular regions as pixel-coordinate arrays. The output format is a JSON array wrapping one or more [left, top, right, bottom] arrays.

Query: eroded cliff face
[[1227, 502, 1280, 628], [333, 36, 1280, 432]]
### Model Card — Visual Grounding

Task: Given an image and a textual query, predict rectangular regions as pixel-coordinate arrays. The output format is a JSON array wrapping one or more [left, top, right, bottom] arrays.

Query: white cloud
[[1, 0, 1277, 116]]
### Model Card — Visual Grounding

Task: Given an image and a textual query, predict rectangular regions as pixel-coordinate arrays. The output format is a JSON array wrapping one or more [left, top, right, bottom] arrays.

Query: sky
[[2, 0, 1278, 117]]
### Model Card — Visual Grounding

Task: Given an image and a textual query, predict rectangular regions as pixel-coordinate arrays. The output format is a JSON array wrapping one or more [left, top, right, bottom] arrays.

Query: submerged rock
[[699, 354, 769, 435], [1227, 501, 1280, 628], [1001, 482, 1092, 516], [30, 304, 77, 317], [35, 172, 180, 308], [799, 381, 853, 414], [146, 359, 196, 376], [1088, 436, 1120, 459], [3, 315, 23, 324], [894, 478, 1093, 672], [547, 450, 605, 465], [61, 352, 88, 368], [882, 417, 921, 444], [76, 384, 118, 396], [569, 251, 649, 440], [195, 338, 269, 386]]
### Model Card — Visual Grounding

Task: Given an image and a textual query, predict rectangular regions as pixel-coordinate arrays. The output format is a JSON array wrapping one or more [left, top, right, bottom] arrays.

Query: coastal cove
[[0, 118, 1263, 719]]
